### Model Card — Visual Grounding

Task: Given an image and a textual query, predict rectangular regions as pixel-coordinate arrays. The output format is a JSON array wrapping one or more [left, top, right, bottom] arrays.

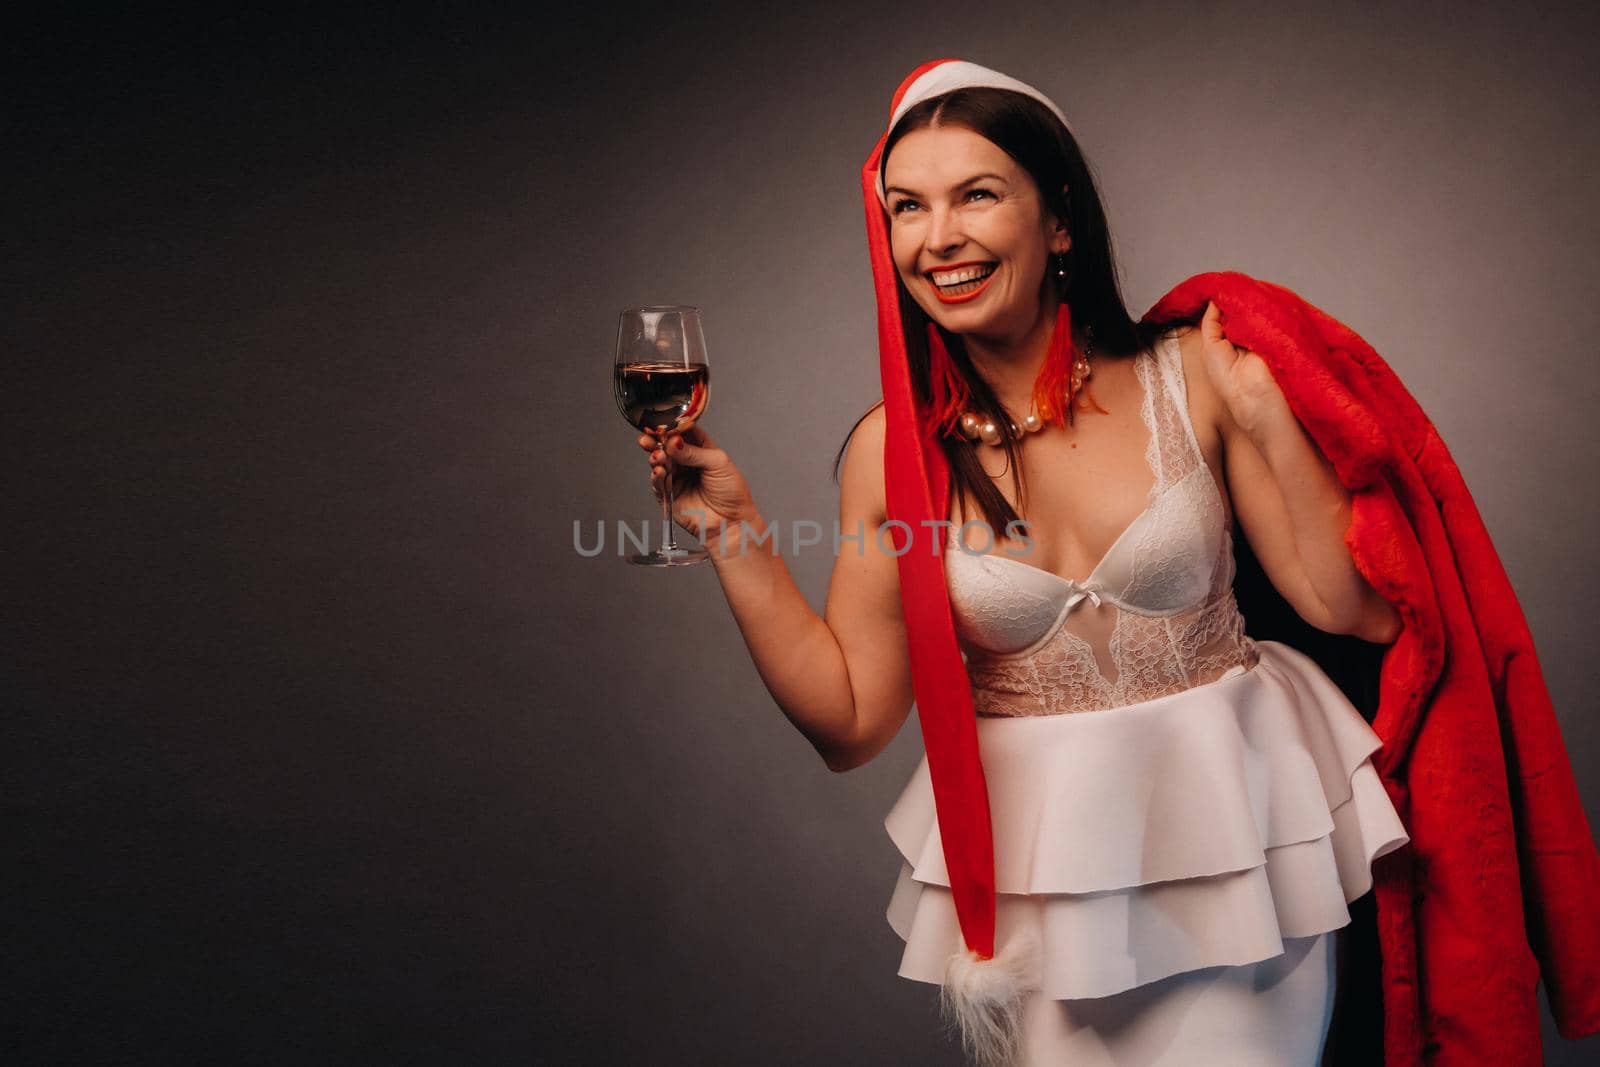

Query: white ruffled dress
[[884, 334, 1410, 1065]]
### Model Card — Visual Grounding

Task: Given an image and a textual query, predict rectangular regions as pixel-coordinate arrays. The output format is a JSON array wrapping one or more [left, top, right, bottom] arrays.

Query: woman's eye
[[891, 190, 991, 215]]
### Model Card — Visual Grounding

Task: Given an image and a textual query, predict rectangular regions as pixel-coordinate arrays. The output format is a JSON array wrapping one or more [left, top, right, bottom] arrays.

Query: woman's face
[[882, 124, 1069, 345]]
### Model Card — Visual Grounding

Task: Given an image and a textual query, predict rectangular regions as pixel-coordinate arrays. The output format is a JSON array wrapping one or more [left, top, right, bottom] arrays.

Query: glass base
[[627, 543, 710, 566]]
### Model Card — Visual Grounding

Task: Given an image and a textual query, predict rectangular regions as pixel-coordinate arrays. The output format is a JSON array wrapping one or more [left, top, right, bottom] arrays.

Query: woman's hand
[[637, 424, 759, 544], [1198, 300, 1292, 438]]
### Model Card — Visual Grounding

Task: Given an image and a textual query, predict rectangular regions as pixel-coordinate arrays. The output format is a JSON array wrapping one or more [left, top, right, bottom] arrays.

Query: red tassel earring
[[1035, 250, 1094, 428], [1032, 301, 1077, 429], [951, 299, 1094, 445]]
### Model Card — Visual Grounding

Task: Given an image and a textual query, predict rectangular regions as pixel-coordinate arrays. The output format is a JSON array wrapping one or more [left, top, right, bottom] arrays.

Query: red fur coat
[[1143, 271, 1600, 1065]]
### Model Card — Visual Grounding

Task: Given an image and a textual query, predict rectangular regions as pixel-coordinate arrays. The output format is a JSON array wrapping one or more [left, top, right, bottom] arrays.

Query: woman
[[636, 61, 1409, 1066]]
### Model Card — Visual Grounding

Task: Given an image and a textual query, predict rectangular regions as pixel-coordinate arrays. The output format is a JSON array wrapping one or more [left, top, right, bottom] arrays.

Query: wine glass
[[613, 306, 711, 566]]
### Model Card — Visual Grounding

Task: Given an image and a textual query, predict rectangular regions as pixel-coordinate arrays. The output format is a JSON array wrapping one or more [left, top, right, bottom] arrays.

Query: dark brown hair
[[831, 86, 1168, 537]]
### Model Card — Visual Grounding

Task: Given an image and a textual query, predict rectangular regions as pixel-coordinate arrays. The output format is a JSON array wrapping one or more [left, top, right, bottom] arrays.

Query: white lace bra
[[943, 330, 1260, 716]]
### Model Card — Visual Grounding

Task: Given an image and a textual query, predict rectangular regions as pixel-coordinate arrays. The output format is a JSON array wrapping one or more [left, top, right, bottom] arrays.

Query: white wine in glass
[[613, 306, 711, 566]]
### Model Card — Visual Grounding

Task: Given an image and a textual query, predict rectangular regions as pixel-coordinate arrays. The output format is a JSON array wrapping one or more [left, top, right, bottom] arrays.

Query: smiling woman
[[886, 142, 1057, 324], [637, 60, 1407, 1066], [637, 56, 1598, 1067]]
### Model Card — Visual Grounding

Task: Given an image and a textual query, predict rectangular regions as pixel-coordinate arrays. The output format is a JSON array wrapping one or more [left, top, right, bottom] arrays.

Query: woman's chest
[[942, 338, 1235, 628]]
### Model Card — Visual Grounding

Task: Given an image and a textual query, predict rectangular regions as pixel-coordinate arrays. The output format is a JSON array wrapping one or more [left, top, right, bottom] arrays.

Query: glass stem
[[658, 432, 680, 552]]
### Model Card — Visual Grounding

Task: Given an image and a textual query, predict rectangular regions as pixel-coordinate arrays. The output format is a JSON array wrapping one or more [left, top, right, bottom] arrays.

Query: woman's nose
[[924, 207, 964, 255]]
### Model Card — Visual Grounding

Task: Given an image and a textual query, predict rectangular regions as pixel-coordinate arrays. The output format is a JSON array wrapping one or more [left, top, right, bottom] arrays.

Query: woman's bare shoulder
[[839, 401, 888, 521], [844, 400, 887, 455], [1166, 324, 1223, 424]]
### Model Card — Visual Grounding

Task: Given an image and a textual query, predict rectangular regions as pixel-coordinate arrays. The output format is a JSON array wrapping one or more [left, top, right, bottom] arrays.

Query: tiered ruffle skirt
[[884, 639, 1410, 1006]]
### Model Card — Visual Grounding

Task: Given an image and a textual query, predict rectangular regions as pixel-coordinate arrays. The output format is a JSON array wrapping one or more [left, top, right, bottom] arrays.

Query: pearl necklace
[[956, 331, 1095, 446]]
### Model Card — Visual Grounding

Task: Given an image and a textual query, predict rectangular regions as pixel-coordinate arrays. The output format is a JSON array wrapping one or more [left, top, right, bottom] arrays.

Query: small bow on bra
[[1064, 583, 1104, 613]]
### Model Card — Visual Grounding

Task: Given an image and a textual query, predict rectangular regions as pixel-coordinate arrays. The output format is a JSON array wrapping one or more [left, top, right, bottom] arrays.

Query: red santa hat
[[859, 59, 1088, 1065]]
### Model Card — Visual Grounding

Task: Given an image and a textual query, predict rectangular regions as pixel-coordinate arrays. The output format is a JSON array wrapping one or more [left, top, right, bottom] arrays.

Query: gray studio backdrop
[[11, 2, 1595, 1065], [549, 4, 1598, 1065]]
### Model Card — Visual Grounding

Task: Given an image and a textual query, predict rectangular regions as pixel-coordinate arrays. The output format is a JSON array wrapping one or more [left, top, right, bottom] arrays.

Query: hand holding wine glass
[[639, 423, 757, 548]]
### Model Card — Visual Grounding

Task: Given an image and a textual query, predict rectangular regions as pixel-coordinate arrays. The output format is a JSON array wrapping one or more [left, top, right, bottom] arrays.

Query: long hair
[[832, 87, 1167, 536]]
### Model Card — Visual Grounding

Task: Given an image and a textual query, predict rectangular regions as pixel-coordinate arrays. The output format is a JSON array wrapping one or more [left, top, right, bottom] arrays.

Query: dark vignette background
[[7, 2, 1598, 1064]]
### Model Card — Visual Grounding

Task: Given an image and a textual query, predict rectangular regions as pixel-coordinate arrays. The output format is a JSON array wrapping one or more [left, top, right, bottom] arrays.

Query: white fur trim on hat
[[876, 60, 1075, 205]]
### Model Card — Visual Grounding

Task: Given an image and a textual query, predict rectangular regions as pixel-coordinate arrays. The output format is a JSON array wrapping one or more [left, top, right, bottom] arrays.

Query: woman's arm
[[647, 410, 914, 771], [1181, 314, 1401, 644]]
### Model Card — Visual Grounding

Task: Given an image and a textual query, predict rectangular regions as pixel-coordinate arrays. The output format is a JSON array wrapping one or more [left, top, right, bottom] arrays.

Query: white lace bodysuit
[[944, 330, 1260, 716]]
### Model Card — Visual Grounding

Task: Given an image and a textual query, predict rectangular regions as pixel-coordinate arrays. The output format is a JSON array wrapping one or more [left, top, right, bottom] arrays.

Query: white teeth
[[931, 264, 996, 286]]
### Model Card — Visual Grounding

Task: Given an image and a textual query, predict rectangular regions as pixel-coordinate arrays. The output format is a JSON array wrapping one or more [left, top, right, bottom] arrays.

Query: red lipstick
[[925, 261, 998, 305]]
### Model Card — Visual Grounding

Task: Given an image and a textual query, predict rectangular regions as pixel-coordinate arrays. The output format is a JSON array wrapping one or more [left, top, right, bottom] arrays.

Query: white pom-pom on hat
[[938, 933, 1042, 1067]]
